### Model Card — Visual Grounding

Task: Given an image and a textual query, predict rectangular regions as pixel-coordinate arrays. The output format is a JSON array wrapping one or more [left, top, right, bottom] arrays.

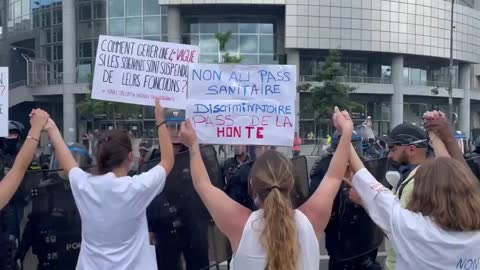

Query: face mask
[[385, 171, 401, 188], [4, 138, 18, 154], [253, 195, 260, 208]]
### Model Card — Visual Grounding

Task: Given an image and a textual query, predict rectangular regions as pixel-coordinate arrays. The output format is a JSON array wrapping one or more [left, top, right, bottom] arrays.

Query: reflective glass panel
[[144, 16, 160, 35], [143, 0, 160, 15], [259, 35, 274, 53], [240, 35, 258, 53], [125, 17, 142, 36], [108, 0, 123, 17], [109, 18, 124, 36], [126, 0, 141, 16]]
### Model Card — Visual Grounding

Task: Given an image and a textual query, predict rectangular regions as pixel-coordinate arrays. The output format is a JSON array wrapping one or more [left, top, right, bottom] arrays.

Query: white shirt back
[[231, 209, 320, 270], [68, 165, 167, 270], [353, 168, 480, 270]]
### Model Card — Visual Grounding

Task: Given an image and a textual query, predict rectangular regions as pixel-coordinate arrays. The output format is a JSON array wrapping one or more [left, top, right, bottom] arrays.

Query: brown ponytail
[[95, 130, 132, 175], [250, 150, 299, 270]]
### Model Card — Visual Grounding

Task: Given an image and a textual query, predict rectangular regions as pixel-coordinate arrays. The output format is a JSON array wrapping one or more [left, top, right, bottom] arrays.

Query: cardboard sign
[[0, 68, 8, 137], [92, 35, 199, 109], [186, 64, 296, 146]]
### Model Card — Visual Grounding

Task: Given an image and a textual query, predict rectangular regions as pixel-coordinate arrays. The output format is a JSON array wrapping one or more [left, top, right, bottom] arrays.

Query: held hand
[[424, 110, 452, 141], [29, 109, 50, 130], [332, 106, 353, 135], [43, 118, 57, 131], [348, 187, 363, 206], [180, 119, 198, 147], [154, 97, 165, 123]]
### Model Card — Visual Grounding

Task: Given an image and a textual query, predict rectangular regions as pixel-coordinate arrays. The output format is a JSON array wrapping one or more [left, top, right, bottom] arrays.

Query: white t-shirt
[[353, 168, 480, 270], [231, 209, 320, 270], [68, 165, 167, 270]]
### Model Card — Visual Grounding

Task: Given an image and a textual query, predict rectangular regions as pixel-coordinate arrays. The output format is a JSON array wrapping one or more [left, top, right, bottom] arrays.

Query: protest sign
[[0, 68, 8, 137], [92, 35, 199, 109], [186, 64, 296, 146]]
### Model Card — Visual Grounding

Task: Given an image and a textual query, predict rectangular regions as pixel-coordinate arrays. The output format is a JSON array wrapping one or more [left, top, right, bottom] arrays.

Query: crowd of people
[[0, 99, 478, 270]]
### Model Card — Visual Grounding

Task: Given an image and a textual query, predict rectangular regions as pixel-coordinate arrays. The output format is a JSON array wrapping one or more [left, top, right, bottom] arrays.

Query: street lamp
[[11, 46, 36, 56], [432, 1, 455, 123], [447, 0, 455, 124]]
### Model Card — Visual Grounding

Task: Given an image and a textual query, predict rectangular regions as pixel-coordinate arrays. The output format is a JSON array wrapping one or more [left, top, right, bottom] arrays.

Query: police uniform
[[310, 151, 383, 270], [146, 145, 222, 270], [16, 175, 81, 270]]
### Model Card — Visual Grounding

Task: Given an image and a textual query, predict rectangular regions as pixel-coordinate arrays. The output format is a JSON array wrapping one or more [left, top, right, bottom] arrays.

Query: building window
[[108, 0, 124, 17], [143, 0, 160, 15], [184, 18, 277, 64], [79, 41, 93, 58]]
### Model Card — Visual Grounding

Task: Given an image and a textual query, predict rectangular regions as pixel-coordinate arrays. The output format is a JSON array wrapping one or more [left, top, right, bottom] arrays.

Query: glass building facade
[[107, 0, 167, 41], [183, 17, 279, 64]]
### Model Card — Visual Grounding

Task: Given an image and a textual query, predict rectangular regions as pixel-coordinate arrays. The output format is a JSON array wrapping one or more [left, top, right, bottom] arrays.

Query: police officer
[[222, 145, 248, 186], [225, 145, 269, 211], [0, 121, 29, 270], [16, 144, 90, 270], [146, 123, 214, 270], [465, 137, 480, 180], [310, 133, 383, 270]]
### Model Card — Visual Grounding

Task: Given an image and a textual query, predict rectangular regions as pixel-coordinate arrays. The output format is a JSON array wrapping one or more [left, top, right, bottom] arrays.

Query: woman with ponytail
[[180, 107, 353, 270]]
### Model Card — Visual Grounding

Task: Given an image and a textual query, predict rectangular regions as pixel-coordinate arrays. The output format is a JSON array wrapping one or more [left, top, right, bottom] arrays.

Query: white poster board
[[0, 68, 8, 137], [186, 64, 297, 146], [92, 35, 199, 109]]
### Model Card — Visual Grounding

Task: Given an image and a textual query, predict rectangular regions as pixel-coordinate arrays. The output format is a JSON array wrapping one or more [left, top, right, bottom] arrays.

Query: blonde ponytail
[[262, 187, 299, 270]]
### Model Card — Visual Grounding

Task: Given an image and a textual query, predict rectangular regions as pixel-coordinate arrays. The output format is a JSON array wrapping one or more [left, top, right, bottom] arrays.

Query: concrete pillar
[[391, 55, 404, 130], [167, 6, 181, 43], [62, 0, 76, 144], [286, 49, 300, 132], [459, 63, 471, 138]]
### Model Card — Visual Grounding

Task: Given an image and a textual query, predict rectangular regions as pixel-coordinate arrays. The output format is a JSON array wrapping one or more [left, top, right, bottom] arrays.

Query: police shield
[[143, 145, 229, 270], [291, 156, 309, 208], [466, 155, 480, 181], [364, 156, 389, 187]]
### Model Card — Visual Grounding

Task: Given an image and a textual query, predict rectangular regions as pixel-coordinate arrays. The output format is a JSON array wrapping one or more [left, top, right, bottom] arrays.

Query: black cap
[[381, 123, 429, 147]]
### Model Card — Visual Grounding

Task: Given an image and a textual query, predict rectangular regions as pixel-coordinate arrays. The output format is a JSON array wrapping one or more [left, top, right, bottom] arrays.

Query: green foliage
[[77, 74, 141, 128], [214, 31, 242, 64], [215, 31, 232, 52], [297, 50, 363, 119]]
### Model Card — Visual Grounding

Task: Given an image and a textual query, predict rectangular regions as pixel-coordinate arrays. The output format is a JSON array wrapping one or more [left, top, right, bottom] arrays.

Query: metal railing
[[9, 80, 26, 90], [300, 75, 392, 84]]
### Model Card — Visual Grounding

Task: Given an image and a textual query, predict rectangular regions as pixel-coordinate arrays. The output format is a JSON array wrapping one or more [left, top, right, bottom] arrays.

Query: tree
[[77, 74, 141, 129], [215, 31, 241, 64], [298, 50, 363, 120]]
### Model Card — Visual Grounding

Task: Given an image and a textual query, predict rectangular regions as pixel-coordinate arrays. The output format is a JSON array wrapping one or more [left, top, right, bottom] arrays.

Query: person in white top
[[179, 107, 354, 270], [44, 98, 174, 270], [346, 113, 480, 270]]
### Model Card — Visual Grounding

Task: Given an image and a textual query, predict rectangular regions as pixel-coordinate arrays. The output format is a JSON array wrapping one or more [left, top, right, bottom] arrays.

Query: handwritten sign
[[92, 35, 199, 109], [0, 68, 8, 137], [186, 64, 296, 146]]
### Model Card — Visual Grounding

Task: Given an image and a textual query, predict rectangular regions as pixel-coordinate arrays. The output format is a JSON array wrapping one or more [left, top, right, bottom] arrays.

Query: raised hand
[[180, 119, 198, 147], [29, 109, 49, 130], [424, 110, 451, 141], [44, 118, 57, 131], [155, 97, 165, 124], [332, 106, 353, 135]]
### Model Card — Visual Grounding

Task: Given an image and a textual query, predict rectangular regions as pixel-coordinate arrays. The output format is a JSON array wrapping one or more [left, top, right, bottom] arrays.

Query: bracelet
[[26, 135, 40, 142], [156, 121, 166, 129]]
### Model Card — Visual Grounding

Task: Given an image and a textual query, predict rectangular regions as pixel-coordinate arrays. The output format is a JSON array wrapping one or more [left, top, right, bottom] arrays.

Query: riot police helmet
[[8, 121, 25, 137], [50, 143, 92, 179]]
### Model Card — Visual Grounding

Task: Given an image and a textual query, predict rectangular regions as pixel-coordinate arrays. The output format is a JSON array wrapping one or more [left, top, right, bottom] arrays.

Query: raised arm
[[45, 119, 78, 175], [0, 109, 49, 209], [180, 120, 250, 252], [429, 132, 450, 158], [155, 98, 173, 174], [424, 111, 467, 166], [298, 107, 353, 239]]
